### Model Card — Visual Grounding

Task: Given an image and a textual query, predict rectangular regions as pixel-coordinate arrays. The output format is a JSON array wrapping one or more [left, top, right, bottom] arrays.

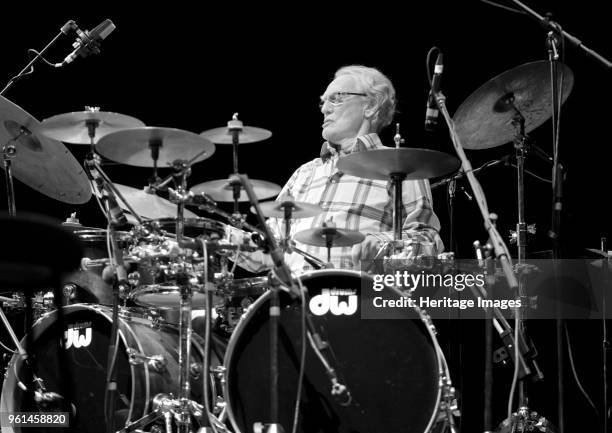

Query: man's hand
[[351, 235, 388, 269]]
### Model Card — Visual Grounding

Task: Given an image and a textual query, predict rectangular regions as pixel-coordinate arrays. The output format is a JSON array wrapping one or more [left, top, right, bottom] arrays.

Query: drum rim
[[222, 268, 446, 433], [129, 284, 210, 310], [149, 217, 227, 231]]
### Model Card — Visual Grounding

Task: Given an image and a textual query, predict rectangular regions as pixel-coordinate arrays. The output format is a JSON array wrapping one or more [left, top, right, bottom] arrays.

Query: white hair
[[334, 65, 397, 131]]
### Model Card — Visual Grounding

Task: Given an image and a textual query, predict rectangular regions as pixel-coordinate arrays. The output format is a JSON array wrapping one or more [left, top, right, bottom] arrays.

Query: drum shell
[[1, 304, 222, 433], [223, 269, 446, 433]]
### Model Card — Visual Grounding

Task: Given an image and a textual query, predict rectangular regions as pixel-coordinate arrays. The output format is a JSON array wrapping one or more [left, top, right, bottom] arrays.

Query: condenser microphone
[[58, 19, 115, 66], [425, 52, 444, 131]]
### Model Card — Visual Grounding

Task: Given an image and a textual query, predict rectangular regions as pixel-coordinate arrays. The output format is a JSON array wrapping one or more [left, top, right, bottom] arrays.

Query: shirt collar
[[319, 133, 383, 161]]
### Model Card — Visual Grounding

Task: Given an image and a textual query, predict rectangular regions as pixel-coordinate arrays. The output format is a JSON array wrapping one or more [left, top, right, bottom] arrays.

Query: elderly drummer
[[229, 65, 443, 273]]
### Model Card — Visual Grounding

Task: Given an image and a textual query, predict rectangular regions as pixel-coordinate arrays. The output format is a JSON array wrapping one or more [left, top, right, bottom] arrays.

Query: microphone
[[58, 19, 115, 66], [425, 52, 444, 131], [34, 391, 77, 416], [85, 159, 128, 228]]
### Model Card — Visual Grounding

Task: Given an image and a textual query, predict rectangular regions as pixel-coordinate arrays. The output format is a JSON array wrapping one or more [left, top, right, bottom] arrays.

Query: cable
[[565, 323, 599, 416], [426, 46, 440, 87], [0, 340, 18, 354], [507, 312, 521, 418], [26, 49, 58, 68], [480, 0, 528, 15], [200, 239, 221, 433], [291, 275, 307, 433], [508, 163, 552, 184]]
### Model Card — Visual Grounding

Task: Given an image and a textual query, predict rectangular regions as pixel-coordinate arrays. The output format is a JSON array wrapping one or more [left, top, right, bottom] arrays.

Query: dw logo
[[309, 288, 358, 316], [64, 327, 92, 349]]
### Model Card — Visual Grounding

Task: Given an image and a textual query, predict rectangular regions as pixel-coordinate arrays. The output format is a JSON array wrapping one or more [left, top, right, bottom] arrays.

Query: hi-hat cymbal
[[39, 110, 145, 144], [114, 183, 197, 219], [257, 200, 322, 219], [0, 95, 92, 204], [200, 126, 272, 144], [337, 148, 460, 181], [191, 178, 281, 202], [453, 61, 574, 150], [294, 226, 365, 248], [96, 127, 215, 167]]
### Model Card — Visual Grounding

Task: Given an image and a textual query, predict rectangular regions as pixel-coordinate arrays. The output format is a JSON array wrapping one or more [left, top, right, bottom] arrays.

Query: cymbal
[[453, 61, 574, 150], [294, 226, 365, 248], [39, 110, 145, 144], [200, 126, 272, 144], [96, 127, 215, 167], [337, 148, 460, 181], [114, 183, 198, 219], [0, 95, 92, 204], [257, 200, 322, 219], [191, 178, 281, 202]]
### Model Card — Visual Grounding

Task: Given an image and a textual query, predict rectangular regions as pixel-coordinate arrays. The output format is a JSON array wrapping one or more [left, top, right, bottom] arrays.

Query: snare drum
[[0, 304, 224, 433], [223, 269, 450, 433]]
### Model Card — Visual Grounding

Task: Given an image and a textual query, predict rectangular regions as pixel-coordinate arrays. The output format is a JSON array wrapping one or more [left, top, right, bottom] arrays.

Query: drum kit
[[0, 57, 573, 433]]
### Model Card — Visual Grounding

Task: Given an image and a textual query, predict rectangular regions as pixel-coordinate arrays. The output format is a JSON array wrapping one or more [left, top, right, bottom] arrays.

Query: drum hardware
[[1, 20, 78, 94], [193, 114, 280, 209], [126, 348, 168, 372], [454, 59, 575, 431]]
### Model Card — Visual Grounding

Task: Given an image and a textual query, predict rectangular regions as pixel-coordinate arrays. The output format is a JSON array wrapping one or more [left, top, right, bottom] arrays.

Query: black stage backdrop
[[1, 1, 611, 432]]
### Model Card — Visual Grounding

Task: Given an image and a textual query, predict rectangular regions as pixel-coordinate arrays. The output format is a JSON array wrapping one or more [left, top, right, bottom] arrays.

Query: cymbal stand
[[390, 124, 406, 255], [229, 113, 243, 215], [0, 20, 77, 95], [148, 137, 163, 186], [1, 125, 34, 216]]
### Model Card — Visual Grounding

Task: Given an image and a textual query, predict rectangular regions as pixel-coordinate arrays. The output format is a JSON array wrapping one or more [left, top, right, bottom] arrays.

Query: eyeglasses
[[319, 92, 368, 109]]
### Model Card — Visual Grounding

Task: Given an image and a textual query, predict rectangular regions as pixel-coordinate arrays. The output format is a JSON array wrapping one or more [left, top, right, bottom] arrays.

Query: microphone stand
[[236, 174, 353, 431], [83, 154, 130, 433], [0, 20, 77, 95], [510, 0, 612, 70]]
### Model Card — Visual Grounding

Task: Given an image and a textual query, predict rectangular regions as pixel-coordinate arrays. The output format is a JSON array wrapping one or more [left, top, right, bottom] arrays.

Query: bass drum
[[1, 304, 224, 433], [224, 269, 449, 433]]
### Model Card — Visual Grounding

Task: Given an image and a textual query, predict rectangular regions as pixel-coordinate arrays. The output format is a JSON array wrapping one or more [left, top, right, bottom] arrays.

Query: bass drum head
[[224, 269, 443, 433], [1, 304, 214, 433], [1, 305, 135, 433]]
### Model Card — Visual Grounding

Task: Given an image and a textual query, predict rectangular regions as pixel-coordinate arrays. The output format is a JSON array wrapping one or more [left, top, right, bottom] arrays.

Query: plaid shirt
[[230, 133, 443, 273]]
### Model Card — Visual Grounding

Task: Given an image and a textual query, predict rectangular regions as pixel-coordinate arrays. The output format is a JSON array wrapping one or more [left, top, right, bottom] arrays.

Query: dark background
[[1, 1, 611, 432]]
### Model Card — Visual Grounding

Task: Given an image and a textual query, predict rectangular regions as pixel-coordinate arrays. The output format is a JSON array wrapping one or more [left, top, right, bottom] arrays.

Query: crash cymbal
[[114, 183, 198, 219], [257, 200, 322, 219], [200, 126, 272, 144], [294, 226, 365, 248], [337, 148, 460, 181], [96, 127, 215, 167], [453, 61, 574, 150], [191, 178, 281, 202], [39, 110, 145, 144], [0, 95, 92, 204]]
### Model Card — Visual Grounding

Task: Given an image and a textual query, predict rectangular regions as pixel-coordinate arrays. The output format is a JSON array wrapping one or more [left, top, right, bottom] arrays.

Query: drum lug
[[127, 348, 168, 372]]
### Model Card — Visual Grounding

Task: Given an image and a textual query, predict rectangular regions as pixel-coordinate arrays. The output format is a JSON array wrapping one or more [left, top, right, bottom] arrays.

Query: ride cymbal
[[453, 60, 574, 150], [0, 95, 91, 204]]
